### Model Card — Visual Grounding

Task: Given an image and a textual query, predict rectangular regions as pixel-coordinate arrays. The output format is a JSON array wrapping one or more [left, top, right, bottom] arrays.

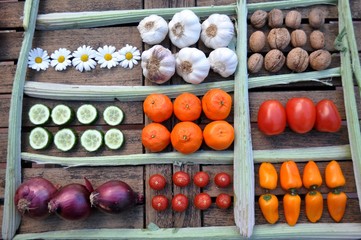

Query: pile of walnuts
[[247, 8, 332, 74]]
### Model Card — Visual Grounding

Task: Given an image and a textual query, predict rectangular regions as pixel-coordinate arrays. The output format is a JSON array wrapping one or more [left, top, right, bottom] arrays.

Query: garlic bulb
[[201, 14, 235, 49], [175, 47, 210, 84], [208, 48, 238, 78], [141, 45, 176, 84], [168, 10, 201, 49], [137, 15, 168, 45]]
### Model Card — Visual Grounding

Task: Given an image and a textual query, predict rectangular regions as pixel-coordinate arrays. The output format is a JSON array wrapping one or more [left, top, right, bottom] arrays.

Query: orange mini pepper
[[303, 160, 323, 189], [259, 162, 278, 190], [305, 190, 323, 223], [283, 192, 301, 226], [280, 161, 302, 191], [327, 190, 347, 222], [258, 194, 279, 224], [325, 160, 346, 189]]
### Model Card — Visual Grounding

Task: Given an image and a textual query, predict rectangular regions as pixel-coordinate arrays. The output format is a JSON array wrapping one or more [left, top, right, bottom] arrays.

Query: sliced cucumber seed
[[51, 104, 73, 125], [104, 128, 124, 150], [81, 129, 103, 152], [29, 127, 51, 150], [54, 128, 77, 152], [77, 104, 98, 125], [103, 106, 124, 126], [28, 104, 50, 125]]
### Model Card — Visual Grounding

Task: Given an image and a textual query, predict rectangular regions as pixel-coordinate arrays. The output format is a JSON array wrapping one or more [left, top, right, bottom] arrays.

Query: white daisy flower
[[28, 48, 50, 71], [72, 45, 97, 72], [95, 45, 121, 69], [50, 48, 72, 71], [118, 44, 141, 69]]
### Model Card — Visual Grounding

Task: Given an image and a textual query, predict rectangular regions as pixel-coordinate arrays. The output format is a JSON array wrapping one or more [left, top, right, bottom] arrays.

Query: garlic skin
[[137, 15, 168, 45], [168, 10, 201, 49], [201, 14, 235, 49], [208, 48, 238, 77], [141, 45, 176, 84], [175, 47, 210, 84]]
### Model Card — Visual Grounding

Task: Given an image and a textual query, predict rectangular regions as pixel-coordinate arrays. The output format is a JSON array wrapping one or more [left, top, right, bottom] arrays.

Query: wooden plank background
[[0, 0, 361, 236]]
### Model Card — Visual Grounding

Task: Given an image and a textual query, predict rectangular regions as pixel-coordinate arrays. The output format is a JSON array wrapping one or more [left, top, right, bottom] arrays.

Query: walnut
[[267, 28, 290, 50], [309, 8, 325, 29], [264, 49, 285, 73], [286, 47, 309, 72], [285, 10, 302, 29], [250, 10, 268, 28], [268, 9, 284, 28], [310, 30, 325, 49], [309, 50, 331, 70], [291, 29, 307, 47], [249, 31, 266, 52], [248, 53, 264, 73]]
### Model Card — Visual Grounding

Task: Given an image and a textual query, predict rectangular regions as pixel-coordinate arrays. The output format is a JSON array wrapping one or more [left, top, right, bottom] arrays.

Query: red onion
[[14, 177, 57, 219], [48, 178, 93, 221], [90, 180, 144, 214]]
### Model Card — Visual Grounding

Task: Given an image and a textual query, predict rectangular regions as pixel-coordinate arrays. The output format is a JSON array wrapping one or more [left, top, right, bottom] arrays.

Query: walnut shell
[[286, 47, 309, 72], [248, 53, 264, 73], [291, 29, 307, 47], [250, 10, 268, 28], [310, 30, 325, 49], [267, 28, 290, 50], [285, 10, 302, 29], [309, 49, 331, 70], [268, 9, 284, 28], [249, 31, 266, 52], [264, 49, 285, 73], [309, 8, 325, 29]]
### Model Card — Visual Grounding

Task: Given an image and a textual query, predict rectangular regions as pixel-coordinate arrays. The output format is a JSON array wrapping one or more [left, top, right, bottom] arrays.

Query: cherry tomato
[[216, 193, 232, 209], [193, 171, 210, 188], [194, 193, 212, 210], [214, 172, 231, 188], [173, 171, 190, 187], [149, 174, 167, 190], [151, 195, 169, 211], [257, 100, 287, 135], [171, 193, 189, 212], [286, 97, 316, 134], [315, 99, 342, 132]]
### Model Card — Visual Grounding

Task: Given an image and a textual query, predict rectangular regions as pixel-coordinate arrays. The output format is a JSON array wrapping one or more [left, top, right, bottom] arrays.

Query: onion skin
[[90, 180, 144, 214], [48, 183, 92, 221], [14, 177, 57, 219]]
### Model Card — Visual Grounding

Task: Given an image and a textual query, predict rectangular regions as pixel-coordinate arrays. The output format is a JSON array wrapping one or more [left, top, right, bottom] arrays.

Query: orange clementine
[[170, 121, 203, 154], [203, 120, 234, 150], [202, 89, 232, 120], [143, 93, 173, 122], [173, 92, 202, 122], [142, 123, 171, 152]]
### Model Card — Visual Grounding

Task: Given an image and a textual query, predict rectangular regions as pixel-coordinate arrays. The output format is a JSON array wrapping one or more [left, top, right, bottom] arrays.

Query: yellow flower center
[[104, 53, 113, 61], [125, 52, 133, 60], [81, 54, 89, 62], [58, 55, 65, 63], [35, 57, 43, 64]]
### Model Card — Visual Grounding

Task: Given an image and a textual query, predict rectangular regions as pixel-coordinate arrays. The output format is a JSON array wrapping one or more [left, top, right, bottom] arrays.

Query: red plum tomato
[[315, 99, 341, 132], [257, 100, 286, 135], [286, 97, 316, 134]]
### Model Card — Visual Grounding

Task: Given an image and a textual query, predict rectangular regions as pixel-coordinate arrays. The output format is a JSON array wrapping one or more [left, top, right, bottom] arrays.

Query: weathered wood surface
[[0, 0, 360, 237]]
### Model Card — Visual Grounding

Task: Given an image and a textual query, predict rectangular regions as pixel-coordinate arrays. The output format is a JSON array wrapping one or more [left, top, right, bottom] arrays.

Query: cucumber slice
[[77, 104, 98, 125], [104, 128, 124, 150], [103, 106, 124, 126], [28, 104, 50, 125], [51, 104, 73, 125], [29, 127, 52, 150], [54, 128, 77, 152], [81, 129, 103, 152]]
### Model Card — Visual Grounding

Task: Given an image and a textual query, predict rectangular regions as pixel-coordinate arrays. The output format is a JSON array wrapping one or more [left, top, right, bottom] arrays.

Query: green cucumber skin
[[54, 128, 78, 152], [29, 127, 53, 150], [51, 105, 75, 126], [77, 105, 99, 125], [29, 105, 51, 126], [105, 129, 124, 150], [103, 106, 124, 126], [81, 130, 104, 152]]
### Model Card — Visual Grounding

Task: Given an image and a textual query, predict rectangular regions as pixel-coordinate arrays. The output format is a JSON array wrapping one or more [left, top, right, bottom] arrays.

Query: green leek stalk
[[2, 0, 40, 239]]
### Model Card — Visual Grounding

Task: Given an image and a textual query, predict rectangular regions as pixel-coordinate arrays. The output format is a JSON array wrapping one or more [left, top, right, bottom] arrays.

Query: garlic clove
[[201, 14, 235, 49], [137, 15, 168, 45], [141, 45, 176, 84], [208, 48, 238, 78]]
